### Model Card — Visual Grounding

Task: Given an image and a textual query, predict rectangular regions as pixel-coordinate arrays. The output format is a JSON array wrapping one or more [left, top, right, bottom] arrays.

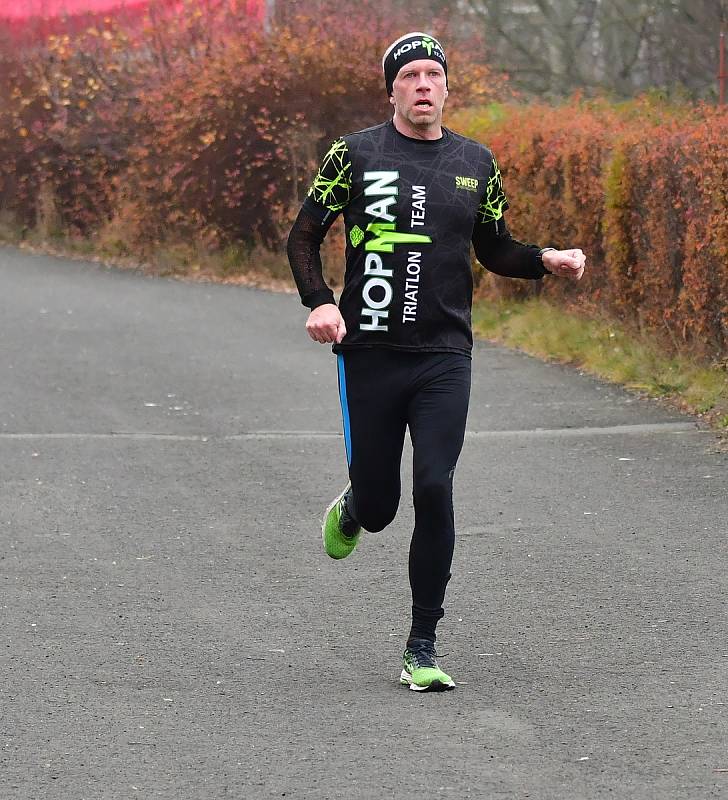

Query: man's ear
[[389, 95, 396, 106]]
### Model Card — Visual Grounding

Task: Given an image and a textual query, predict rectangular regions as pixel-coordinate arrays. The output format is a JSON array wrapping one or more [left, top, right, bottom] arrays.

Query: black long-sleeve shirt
[[287, 120, 549, 355]]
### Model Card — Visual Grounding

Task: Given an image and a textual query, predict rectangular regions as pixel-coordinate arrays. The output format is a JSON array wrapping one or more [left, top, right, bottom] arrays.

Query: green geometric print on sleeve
[[307, 138, 352, 212], [477, 156, 508, 224]]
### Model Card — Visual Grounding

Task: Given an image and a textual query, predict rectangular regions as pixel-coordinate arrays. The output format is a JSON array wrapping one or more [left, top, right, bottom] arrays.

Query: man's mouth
[[414, 100, 433, 109]]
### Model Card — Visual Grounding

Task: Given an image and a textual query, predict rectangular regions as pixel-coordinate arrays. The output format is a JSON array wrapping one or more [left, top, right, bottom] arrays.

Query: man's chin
[[407, 112, 439, 128]]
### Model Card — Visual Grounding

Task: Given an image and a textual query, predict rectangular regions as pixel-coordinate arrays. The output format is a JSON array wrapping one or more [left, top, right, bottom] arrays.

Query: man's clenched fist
[[542, 248, 586, 281], [306, 303, 347, 344]]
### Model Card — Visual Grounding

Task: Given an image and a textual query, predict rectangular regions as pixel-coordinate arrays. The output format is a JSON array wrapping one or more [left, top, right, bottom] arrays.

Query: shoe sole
[[400, 669, 456, 692], [321, 483, 353, 559]]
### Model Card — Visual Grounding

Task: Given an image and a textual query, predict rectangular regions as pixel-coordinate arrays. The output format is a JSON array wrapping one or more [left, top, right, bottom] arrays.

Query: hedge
[[453, 99, 728, 358]]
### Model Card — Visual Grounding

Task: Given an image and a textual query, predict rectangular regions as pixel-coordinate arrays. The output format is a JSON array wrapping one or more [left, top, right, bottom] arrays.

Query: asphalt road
[[1, 245, 726, 800]]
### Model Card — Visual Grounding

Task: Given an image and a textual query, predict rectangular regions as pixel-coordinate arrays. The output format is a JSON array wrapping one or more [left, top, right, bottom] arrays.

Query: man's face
[[390, 59, 448, 130]]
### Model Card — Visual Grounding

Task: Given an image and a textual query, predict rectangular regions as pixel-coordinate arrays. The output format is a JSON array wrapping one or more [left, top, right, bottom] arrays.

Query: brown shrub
[[454, 99, 728, 358]]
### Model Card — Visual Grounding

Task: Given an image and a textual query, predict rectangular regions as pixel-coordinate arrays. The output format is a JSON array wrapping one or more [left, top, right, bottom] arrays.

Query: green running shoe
[[322, 483, 361, 560], [400, 639, 455, 692]]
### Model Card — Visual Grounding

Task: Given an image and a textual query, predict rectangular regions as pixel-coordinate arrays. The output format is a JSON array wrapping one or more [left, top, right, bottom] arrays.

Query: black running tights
[[336, 349, 471, 643]]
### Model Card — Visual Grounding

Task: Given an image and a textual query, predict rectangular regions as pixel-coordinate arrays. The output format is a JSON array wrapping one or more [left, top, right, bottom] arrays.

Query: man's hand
[[306, 303, 347, 344], [542, 248, 586, 281]]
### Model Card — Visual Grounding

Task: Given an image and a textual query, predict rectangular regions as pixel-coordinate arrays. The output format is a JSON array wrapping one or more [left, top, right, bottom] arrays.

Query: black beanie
[[382, 32, 447, 96]]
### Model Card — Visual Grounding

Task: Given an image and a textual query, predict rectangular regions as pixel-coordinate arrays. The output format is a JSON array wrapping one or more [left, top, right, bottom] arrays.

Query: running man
[[287, 32, 586, 692]]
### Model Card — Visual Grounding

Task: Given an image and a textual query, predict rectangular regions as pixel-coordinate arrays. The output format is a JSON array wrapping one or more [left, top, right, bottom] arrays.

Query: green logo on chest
[[364, 223, 432, 253], [349, 225, 365, 247]]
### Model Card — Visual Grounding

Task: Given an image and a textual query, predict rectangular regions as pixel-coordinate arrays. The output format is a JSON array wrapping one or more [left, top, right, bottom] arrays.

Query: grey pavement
[[1, 245, 726, 799]]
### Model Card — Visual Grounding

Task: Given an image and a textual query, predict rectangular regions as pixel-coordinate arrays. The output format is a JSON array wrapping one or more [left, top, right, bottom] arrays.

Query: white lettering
[[393, 41, 445, 61], [394, 42, 414, 59], [361, 173, 399, 331], [402, 251, 422, 323], [365, 196, 396, 222], [364, 252, 393, 277], [363, 171, 399, 197], [411, 185, 426, 228], [362, 278, 393, 310], [361, 307, 389, 331]]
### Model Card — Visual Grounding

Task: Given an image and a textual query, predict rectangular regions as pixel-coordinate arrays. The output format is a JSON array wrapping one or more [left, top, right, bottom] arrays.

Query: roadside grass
[[473, 298, 728, 430]]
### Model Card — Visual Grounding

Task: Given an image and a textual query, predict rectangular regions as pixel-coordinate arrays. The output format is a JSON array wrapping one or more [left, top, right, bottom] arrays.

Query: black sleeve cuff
[[302, 288, 336, 310]]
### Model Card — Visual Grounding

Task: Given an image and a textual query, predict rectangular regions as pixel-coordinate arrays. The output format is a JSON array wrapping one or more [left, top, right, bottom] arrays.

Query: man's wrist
[[538, 247, 556, 274]]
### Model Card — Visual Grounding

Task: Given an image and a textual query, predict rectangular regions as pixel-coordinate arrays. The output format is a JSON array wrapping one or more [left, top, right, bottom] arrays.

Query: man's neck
[[392, 114, 443, 141]]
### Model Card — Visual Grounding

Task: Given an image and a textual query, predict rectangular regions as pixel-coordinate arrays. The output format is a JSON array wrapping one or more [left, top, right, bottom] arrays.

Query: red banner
[[1, 0, 266, 21]]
